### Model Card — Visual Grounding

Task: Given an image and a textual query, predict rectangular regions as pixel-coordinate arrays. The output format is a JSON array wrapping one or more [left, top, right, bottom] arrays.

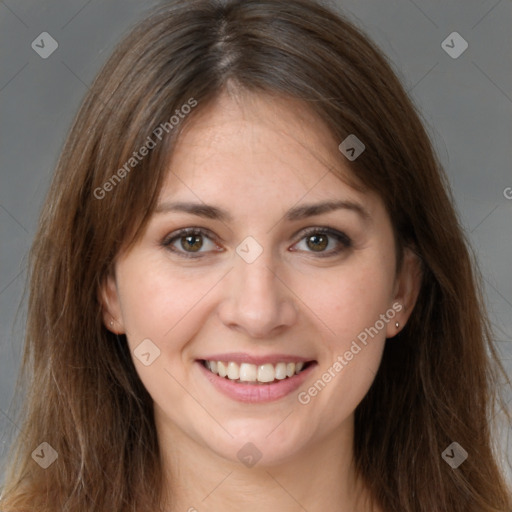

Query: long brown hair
[[1, 0, 510, 510]]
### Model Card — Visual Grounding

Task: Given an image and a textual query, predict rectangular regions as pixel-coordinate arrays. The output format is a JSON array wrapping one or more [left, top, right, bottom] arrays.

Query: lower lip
[[196, 361, 317, 403]]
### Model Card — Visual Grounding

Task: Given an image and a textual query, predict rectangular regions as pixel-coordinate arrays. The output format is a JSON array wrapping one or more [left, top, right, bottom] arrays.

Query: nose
[[217, 250, 299, 339]]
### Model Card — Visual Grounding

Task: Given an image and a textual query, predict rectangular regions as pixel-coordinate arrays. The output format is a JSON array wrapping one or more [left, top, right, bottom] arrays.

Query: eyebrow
[[154, 199, 370, 223]]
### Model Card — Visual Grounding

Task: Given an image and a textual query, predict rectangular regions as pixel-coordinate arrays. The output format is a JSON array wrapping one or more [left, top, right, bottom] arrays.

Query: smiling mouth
[[200, 359, 315, 384]]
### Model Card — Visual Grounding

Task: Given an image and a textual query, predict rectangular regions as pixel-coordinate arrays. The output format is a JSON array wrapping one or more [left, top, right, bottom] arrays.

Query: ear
[[386, 246, 422, 339], [98, 269, 125, 334]]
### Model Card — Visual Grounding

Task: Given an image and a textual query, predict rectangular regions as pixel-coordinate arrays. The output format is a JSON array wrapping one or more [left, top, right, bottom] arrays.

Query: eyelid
[[293, 226, 352, 246], [161, 227, 221, 259], [162, 225, 352, 258], [289, 226, 352, 258]]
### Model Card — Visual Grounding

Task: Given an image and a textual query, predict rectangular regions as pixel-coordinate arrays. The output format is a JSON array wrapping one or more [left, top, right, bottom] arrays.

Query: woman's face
[[102, 91, 420, 467]]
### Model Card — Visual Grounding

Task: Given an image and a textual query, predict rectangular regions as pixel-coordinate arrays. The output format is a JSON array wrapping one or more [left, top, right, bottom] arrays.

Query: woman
[[1, 0, 510, 510]]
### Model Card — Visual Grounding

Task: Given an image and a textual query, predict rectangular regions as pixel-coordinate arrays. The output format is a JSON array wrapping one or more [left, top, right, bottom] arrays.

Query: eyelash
[[161, 226, 352, 259]]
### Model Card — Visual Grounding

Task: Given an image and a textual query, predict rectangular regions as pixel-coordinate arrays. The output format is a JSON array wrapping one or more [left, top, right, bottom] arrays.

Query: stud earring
[[395, 322, 399, 328], [109, 320, 114, 327]]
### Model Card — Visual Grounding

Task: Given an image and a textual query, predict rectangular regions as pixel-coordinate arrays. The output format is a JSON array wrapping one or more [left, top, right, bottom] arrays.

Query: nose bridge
[[234, 233, 278, 290], [238, 250, 276, 296], [234, 244, 281, 311], [218, 240, 298, 337]]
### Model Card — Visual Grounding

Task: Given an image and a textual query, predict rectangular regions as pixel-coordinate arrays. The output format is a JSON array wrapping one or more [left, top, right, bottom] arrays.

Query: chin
[[202, 421, 309, 468]]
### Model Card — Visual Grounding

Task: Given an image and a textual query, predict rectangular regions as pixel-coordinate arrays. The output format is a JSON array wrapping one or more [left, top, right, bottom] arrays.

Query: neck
[[156, 410, 378, 512]]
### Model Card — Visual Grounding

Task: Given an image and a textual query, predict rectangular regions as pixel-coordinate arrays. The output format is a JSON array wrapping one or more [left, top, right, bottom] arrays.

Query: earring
[[109, 320, 114, 327], [395, 322, 399, 328]]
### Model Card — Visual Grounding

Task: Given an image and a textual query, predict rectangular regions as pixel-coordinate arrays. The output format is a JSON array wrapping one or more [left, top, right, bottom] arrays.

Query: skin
[[101, 89, 422, 512]]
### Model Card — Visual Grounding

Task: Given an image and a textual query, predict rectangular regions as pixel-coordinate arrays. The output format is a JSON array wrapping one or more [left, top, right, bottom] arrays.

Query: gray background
[[1, 0, 511, 487]]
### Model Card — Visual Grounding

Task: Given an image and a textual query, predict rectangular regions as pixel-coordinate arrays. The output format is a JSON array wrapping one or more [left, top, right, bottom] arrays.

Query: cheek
[[295, 254, 395, 420], [115, 255, 220, 349], [296, 254, 395, 348]]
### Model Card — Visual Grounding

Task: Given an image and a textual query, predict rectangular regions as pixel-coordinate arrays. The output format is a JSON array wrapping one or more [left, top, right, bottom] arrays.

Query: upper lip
[[198, 352, 316, 366]]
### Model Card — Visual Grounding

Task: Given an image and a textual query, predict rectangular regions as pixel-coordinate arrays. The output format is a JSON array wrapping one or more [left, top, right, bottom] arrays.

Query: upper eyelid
[[163, 227, 220, 244], [163, 226, 351, 252], [164, 225, 348, 241]]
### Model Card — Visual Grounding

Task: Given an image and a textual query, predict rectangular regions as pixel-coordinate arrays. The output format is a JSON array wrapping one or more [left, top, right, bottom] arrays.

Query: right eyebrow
[[284, 200, 370, 223], [154, 201, 233, 222]]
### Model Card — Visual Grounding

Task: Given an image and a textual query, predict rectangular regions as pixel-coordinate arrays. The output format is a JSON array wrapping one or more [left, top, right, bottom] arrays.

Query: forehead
[[159, 90, 372, 215]]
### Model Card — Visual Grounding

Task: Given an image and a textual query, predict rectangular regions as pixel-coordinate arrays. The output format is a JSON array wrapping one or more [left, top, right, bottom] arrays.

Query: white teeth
[[257, 363, 275, 383], [239, 362, 257, 382], [227, 361, 239, 380], [203, 359, 309, 383], [275, 362, 287, 380], [217, 361, 227, 377]]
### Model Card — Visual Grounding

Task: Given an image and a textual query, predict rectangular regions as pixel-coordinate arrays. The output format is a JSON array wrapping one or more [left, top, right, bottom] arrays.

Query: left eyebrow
[[154, 199, 370, 223], [284, 200, 370, 223]]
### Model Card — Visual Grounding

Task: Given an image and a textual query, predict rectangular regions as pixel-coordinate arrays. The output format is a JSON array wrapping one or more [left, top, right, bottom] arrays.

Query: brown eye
[[306, 233, 329, 252], [163, 228, 222, 258], [292, 227, 352, 257], [181, 234, 203, 252]]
